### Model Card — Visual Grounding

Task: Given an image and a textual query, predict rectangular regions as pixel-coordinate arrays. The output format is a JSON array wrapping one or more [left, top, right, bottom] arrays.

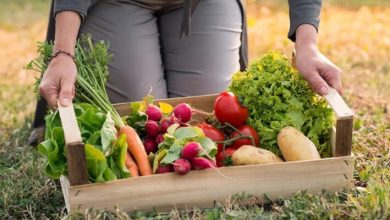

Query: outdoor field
[[0, 0, 389, 219]]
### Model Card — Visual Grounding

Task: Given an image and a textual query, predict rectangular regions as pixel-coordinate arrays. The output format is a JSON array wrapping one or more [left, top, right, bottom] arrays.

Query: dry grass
[[0, 1, 389, 219]]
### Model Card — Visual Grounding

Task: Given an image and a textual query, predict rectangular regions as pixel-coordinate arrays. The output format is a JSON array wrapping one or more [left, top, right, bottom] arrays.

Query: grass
[[0, 0, 389, 219]]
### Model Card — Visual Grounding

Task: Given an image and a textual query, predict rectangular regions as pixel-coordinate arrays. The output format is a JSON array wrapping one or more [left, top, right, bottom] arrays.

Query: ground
[[0, 0, 389, 219]]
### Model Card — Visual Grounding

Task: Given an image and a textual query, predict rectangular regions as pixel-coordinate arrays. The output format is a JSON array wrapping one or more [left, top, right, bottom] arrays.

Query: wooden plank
[[331, 126, 336, 157], [65, 156, 354, 213], [114, 94, 217, 117], [67, 142, 89, 186], [58, 102, 82, 143], [58, 101, 89, 186], [335, 118, 353, 157], [325, 88, 353, 120], [60, 176, 71, 211]]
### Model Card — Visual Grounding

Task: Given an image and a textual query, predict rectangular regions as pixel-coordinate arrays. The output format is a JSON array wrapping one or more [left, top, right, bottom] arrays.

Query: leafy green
[[109, 134, 131, 179], [100, 112, 117, 156], [85, 144, 111, 183], [229, 51, 334, 157], [125, 102, 147, 136], [37, 103, 130, 183]]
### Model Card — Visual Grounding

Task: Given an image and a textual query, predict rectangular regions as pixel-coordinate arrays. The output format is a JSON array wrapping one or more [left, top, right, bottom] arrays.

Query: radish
[[191, 157, 216, 170], [145, 120, 159, 138], [155, 134, 164, 144], [146, 104, 162, 121], [156, 164, 173, 174], [143, 138, 157, 154], [173, 158, 191, 175], [159, 116, 175, 133], [173, 103, 192, 123], [181, 142, 201, 160]]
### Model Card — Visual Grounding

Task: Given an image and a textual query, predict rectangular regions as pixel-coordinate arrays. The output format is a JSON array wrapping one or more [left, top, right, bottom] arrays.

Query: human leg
[[80, 0, 167, 103], [158, 0, 243, 97]]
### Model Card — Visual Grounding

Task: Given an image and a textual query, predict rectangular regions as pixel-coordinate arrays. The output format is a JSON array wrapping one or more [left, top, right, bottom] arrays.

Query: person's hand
[[295, 25, 343, 96], [39, 55, 77, 108]]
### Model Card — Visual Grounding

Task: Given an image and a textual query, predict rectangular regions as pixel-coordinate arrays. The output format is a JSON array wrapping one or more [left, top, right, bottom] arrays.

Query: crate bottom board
[[61, 155, 354, 213]]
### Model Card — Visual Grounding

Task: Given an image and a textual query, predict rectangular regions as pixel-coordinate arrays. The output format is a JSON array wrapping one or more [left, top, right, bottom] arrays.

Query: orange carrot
[[120, 125, 152, 176], [125, 151, 139, 177]]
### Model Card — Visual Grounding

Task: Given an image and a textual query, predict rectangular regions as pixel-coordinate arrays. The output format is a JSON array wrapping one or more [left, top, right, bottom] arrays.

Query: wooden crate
[[59, 90, 354, 213]]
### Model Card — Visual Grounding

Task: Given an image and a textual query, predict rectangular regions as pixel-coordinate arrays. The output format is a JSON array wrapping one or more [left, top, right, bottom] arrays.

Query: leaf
[[111, 134, 130, 178], [196, 136, 218, 158], [103, 167, 117, 181], [159, 102, 173, 115], [101, 112, 117, 156], [167, 123, 180, 135], [86, 131, 101, 146], [84, 144, 107, 183], [174, 126, 204, 140], [37, 139, 66, 179], [125, 110, 147, 131], [160, 142, 182, 165], [153, 150, 167, 173], [78, 108, 106, 131], [143, 95, 154, 106], [130, 102, 142, 112]]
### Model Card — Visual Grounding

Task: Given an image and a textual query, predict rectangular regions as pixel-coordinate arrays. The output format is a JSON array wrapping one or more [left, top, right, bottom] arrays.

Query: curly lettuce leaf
[[229, 51, 334, 157]]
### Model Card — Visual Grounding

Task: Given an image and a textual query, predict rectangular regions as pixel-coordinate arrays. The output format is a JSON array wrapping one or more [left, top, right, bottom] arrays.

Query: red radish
[[191, 157, 216, 170], [145, 120, 159, 138], [156, 164, 173, 174], [173, 158, 191, 175], [145, 104, 162, 121], [159, 116, 175, 133], [173, 103, 192, 123], [156, 134, 164, 144], [181, 142, 201, 160], [143, 138, 157, 154]]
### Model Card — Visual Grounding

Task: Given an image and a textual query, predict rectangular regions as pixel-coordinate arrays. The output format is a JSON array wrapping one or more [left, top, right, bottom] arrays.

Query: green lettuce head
[[229, 51, 334, 157]]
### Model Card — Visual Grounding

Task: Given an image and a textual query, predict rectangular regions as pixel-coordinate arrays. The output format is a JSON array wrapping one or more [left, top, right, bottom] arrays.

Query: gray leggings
[[80, 0, 243, 103]]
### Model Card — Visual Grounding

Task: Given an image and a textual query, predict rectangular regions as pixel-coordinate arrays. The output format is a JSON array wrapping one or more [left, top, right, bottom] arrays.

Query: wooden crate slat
[[64, 156, 354, 212]]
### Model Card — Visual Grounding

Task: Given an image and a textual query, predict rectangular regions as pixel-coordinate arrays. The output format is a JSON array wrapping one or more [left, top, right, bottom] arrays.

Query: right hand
[[39, 55, 77, 108]]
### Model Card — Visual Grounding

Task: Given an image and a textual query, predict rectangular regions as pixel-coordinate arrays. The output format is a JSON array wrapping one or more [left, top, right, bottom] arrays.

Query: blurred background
[[0, 0, 389, 218]]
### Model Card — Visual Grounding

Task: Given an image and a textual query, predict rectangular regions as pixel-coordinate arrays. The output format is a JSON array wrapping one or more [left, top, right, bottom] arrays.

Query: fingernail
[[320, 86, 329, 96], [62, 98, 70, 106]]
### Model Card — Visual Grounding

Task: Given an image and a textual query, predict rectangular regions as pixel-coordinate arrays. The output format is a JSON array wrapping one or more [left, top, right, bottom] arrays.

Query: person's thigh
[[158, 0, 242, 97], [80, 0, 167, 103]]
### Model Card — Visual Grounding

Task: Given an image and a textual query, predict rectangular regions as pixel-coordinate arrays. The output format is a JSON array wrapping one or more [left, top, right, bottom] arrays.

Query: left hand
[[295, 25, 343, 96]]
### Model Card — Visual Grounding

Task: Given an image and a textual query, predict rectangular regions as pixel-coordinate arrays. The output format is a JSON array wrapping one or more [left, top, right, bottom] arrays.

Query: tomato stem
[[221, 122, 256, 147]]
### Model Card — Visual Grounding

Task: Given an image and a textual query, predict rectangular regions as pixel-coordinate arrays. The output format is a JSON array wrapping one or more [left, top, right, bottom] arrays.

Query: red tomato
[[229, 125, 260, 149], [215, 147, 236, 167], [198, 122, 225, 151], [214, 91, 248, 127]]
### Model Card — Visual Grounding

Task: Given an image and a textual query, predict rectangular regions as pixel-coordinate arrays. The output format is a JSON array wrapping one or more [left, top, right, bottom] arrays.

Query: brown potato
[[232, 145, 283, 166], [277, 126, 321, 161]]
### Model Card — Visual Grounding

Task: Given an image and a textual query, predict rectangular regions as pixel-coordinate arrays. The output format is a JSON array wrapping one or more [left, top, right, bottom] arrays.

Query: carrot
[[120, 125, 152, 176], [125, 151, 139, 177]]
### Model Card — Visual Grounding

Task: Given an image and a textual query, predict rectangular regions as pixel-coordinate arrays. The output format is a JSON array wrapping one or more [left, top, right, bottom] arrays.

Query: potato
[[277, 126, 321, 161], [232, 145, 283, 166]]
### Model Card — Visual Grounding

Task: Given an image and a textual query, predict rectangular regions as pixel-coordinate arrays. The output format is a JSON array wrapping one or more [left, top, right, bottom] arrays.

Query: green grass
[[0, 0, 390, 219]]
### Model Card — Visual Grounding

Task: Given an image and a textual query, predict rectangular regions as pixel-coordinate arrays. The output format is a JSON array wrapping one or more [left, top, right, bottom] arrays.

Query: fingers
[[39, 83, 59, 109], [304, 71, 329, 96], [59, 82, 75, 107], [316, 61, 343, 96], [325, 66, 343, 95]]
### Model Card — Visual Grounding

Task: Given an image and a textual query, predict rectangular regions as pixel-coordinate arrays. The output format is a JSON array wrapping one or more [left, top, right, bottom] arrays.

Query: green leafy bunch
[[38, 103, 130, 182], [229, 51, 334, 157]]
